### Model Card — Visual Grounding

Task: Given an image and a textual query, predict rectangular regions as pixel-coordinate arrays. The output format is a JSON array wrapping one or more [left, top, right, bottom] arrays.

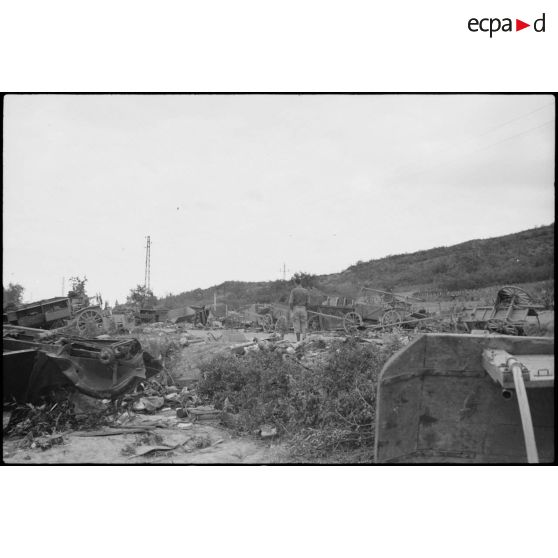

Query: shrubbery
[[198, 337, 404, 461]]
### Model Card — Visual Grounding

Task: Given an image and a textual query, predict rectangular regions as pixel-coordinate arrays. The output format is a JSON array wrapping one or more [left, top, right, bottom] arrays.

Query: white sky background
[[3, 94, 555, 305]]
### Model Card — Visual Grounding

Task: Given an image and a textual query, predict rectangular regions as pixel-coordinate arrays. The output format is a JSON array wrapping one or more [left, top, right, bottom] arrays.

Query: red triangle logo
[[516, 19, 530, 31]]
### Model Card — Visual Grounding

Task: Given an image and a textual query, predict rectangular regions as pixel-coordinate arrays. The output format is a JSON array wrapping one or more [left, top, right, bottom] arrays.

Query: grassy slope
[[159, 224, 554, 308]]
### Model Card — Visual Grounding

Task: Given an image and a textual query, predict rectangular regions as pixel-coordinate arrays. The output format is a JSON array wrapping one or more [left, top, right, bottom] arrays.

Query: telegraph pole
[[144, 236, 151, 292], [280, 263, 290, 281]]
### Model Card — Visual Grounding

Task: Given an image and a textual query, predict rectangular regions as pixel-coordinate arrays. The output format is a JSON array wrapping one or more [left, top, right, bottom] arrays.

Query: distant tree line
[[158, 272, 319, 309]]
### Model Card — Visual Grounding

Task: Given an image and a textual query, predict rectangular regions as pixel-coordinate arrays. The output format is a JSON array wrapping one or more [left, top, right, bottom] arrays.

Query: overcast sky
[[3, 94, 555, 304]]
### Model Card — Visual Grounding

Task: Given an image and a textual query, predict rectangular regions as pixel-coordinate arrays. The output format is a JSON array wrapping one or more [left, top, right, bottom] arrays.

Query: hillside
[[159, 224, 554, 309]]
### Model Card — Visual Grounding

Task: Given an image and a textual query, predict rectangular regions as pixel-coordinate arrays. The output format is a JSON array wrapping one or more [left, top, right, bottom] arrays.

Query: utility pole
[[144, 235, 151, 292], [279, 263, 290, 281]]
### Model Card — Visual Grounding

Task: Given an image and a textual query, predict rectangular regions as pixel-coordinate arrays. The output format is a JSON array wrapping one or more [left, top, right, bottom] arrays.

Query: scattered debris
[[188, 406, 222, 422], [29, 434, 65, 451], [129, 444, 183, 458], [260, 425, 278, 438], [132, 396, 165, 412], [74, 428, 153, 437], [8, 286, 545, 464]]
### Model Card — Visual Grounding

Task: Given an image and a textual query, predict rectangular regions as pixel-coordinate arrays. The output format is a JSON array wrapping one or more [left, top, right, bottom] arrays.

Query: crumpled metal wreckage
[[3, 325, 162, 402]]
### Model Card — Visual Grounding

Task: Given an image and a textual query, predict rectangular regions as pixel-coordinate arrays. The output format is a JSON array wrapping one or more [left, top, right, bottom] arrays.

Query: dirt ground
[[3, 409, 287, 464]]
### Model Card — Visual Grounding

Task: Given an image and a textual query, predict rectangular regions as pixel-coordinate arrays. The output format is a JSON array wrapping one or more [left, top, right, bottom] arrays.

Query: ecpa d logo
[[468, 13, 546, 37]]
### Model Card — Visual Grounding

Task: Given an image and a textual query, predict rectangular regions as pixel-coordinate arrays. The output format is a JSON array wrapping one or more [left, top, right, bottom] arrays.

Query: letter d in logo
[[534, 13, 546, 32]]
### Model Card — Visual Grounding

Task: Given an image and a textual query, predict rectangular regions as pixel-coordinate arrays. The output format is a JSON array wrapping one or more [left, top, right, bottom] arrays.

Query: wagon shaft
[[307, 310, 347, 322]]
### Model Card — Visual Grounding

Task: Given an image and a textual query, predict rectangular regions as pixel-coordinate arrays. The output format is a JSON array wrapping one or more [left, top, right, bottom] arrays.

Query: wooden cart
[[3, 295, 104, 335], [307, 288, 428, 334], [462, 286, 545, 335]]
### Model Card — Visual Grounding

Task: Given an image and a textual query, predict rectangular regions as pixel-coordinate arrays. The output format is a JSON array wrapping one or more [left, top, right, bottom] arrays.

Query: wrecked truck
[[3, 325, 162, 403]]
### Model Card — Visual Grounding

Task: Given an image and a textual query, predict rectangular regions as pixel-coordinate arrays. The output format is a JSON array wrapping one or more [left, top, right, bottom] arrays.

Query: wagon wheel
[[496, 286, 534, 308], [262, 314, 274, 333], [343, 311, 362, 334], [381, 309, 402, 329], [308, 315, 322, 332], [274, 315, 289, 335], [76, 308, 103, 334]]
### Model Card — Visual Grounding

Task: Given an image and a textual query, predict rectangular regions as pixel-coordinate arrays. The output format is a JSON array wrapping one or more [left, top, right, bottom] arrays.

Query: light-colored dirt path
[[3, 413, 287, 464]]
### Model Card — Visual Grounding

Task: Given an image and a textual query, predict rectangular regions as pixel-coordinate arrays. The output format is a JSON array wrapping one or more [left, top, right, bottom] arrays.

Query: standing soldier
[[289, 277, 309, 342]]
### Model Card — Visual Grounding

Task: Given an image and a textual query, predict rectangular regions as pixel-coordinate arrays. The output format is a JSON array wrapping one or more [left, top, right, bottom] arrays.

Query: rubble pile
[[3, 386, 114, 450], [2, 373, 226, 455]]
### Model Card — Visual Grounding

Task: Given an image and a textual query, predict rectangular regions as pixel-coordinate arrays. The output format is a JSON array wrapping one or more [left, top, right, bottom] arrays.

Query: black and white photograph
[[2, 93, 555, 464]]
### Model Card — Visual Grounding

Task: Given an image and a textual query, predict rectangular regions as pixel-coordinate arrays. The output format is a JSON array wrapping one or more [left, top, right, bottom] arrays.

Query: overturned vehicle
[[3, 325, 162, 403], [462, 285, 547, 336]]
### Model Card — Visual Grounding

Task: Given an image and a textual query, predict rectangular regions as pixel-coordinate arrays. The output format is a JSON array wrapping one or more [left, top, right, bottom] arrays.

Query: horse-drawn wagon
[[307, 287, 428, 334], [3, 294, 105, 335]]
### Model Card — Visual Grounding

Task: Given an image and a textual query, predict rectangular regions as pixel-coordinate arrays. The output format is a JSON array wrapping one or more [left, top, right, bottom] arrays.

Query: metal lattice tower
[[144, 236, 151, 292], [280, 263, 290, 281]]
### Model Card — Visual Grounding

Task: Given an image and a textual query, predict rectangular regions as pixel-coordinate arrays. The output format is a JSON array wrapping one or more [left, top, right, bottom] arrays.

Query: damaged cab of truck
[[3, 325, 162, 403]]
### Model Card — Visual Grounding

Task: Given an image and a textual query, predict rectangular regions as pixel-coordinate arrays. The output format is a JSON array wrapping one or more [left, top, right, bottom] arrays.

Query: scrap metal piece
[[482, 349, 554, 389], [375, 333, 554, 463], [3, 327, 151, 401]]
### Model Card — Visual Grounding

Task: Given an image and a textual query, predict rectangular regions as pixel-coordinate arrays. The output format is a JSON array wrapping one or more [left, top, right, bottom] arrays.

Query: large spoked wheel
[[343, 311, 362, 334], [76, 308, 104, 335], [496, 286, 534, 307], [308, 315, 322, 332], [274, 315, 289, 335], [381, 309, 402, 329]]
